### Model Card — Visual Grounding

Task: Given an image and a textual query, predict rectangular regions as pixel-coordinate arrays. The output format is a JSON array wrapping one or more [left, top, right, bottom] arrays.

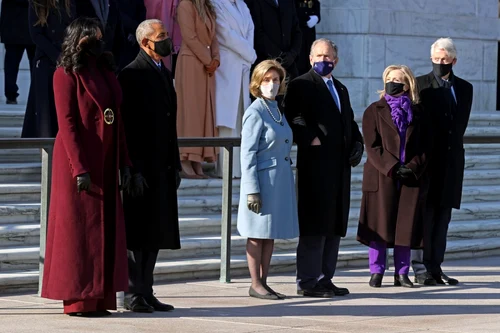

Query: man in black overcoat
[[245, 0, 302, 79], [117, 0, 146, 69], [294, 0, 320, 76], [119, 18, 181, 313], [0, 0, 35, 104], [411, 38, 473, 286], [284, 38, 364, 297]]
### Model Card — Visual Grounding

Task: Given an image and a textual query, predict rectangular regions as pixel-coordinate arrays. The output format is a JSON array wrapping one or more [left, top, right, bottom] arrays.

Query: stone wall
[[0, 0, 498, 109], [316, 0, 499, 112]]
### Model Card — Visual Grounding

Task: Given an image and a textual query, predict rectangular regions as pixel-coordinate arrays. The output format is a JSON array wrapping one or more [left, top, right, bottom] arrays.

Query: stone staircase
[[1, 104, 500, 293]]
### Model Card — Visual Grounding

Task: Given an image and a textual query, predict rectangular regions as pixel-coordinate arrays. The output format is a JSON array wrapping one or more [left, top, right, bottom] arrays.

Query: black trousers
[[3, 44, 35, 100], [296, 235, 341, 290], [126, 249, 159, 299], [411, 204, 453, 275]]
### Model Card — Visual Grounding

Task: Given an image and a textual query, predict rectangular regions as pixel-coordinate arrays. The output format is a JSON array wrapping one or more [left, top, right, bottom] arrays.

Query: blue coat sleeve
[[240, 108, 264, 195]]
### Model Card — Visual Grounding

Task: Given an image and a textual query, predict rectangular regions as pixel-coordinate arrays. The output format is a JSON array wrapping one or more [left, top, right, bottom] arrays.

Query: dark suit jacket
[[245, 0, 302, 78], [0, 0, 33, 45], [284, 69, 363, 237], [118, 49, 181, 250], [417, 71, 473, 209], [117, 0, 146, 68]]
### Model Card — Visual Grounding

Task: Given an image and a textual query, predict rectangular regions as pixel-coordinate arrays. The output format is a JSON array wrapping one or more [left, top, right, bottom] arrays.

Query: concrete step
[[0, 149, 40, 163], [2, 219, 498, 272], [1, 235, 500, 293], [0, 110, 25, 127], [0, 223, 40, 247], [0, 203, 39, 224], [0, 163, 41, 182], [0, 127, 21, 138], [0, 183, 40, 203]]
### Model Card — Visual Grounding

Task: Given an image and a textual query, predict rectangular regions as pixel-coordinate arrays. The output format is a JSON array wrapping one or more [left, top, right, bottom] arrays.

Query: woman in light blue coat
[[238, 60, 299, 300]]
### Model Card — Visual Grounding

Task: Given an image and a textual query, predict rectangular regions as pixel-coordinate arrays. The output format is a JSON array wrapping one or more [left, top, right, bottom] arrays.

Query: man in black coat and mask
[[119, 18, 181, 313], [411, 37, 473, 287], [245, 0, 302, 79], [0, 0, 35, 104]]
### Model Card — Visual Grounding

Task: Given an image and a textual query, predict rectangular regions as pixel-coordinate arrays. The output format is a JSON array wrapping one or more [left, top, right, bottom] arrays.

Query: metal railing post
[[38, 146, 53, 295], [220, 145, 233, 283]]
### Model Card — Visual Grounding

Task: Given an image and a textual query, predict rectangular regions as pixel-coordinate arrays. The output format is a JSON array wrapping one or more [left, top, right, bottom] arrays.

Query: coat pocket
[[362, 162, 379, 192], [257, 157, 277, 171]]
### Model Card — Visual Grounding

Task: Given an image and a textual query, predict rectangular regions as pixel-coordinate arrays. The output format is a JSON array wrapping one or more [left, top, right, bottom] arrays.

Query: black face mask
[[151, 38, 173, 57], [432, 62, 453, 78], [88, 39, 105, 57], [385, 82, 405, 96]]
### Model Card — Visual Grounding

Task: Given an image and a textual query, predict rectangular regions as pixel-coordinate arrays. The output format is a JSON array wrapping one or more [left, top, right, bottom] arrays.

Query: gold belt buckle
[[104, 108, 115, 125]]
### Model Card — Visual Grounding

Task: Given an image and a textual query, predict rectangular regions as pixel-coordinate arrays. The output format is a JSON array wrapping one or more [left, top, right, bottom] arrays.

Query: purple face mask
[[313, 61, 335, 76]]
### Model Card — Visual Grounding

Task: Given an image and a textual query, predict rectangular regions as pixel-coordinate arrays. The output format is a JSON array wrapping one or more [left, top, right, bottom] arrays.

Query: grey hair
[[310, 38, 338, 58], [430, 37, 457, 59], [136, 19, 164, 45]]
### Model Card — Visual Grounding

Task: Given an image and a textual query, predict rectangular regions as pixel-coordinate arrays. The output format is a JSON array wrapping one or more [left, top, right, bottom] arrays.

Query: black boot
[[394, 274, 414, 288], [369, 273, 383, 288]]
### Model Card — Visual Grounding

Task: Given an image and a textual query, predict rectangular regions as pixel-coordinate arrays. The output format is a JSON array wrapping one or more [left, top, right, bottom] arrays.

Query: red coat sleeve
[[53, 68, 90, 178]]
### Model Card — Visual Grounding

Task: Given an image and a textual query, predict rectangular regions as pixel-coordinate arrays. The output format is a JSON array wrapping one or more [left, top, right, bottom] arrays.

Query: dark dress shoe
[[145, 295, 175, 311], [67, 310, 112, 317], [394, 274, 414, 288], [369, 273, 383, 288], [300, 285, 335, 298], [414, 272, 437, 285], [440, 272, 459, 285], [124, 296, 154, 313], [6, 99, 17, 105], [249, 286, 280, 300], [327, 283, 350, 296]]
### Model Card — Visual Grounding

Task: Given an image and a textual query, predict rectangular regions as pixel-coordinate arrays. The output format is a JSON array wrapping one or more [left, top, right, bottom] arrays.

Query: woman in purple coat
[[357, 65, 429, 289]]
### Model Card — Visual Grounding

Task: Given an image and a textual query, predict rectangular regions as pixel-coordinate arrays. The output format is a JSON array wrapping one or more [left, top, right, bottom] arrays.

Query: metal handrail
[[0, 134, 498, 293]]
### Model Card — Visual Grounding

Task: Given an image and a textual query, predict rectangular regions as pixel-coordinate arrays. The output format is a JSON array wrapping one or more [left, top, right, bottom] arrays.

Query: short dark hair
[[58, 17, 115, 73]]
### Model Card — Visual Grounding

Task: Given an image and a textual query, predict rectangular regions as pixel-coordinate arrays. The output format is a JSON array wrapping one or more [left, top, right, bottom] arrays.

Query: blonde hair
[[249, 60, 287, 98], [187, 0, 216, 22], [378, 65, 420, 104]]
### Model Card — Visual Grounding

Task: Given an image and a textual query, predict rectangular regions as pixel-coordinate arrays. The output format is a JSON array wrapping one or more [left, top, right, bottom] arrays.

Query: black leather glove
[[120, 166, 132, 193], [349, 142, 364, 167], [76, 173, 91, 193], [247, 193, 262, 214], [130, 173, 149, 197], [278, 52, 295, 68], [176, 170, 181, 190], [396, 165, 414, 180]]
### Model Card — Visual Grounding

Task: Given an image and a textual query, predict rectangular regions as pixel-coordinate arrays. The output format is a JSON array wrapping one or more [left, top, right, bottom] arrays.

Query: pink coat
[[144, 0, 182, 70]]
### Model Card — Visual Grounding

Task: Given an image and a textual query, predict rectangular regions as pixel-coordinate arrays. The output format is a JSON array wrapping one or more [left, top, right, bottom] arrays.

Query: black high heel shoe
[[394, 274, 414, 288], [369, 273, 383, 287]]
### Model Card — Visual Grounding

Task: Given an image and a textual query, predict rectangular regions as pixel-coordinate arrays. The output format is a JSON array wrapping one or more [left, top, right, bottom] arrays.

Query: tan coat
[[176, 0, 220, 162]]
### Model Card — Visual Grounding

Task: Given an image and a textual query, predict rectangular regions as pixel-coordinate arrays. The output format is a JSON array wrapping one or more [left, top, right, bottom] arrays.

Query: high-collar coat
[[212, 0, 256, 129], [417, 71, 473, 209], [357, 99, 429, 248], [175, 0, 220, 162], [284, 70, 363, 237], [119, 50, 181, 250], [42, 62, 131, 300]]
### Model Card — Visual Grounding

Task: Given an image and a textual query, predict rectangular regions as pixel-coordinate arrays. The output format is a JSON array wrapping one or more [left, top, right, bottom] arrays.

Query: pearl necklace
[[260, 99, 284, 126]]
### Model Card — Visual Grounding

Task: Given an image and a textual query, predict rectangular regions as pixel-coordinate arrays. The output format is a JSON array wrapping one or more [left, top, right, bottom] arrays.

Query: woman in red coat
[[41, 17, 132, 317]]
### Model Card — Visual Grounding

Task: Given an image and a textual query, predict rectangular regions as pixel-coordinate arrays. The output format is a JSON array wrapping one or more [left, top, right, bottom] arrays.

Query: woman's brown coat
[[357, 98, 429, 248], [176, 0, 220, 162]]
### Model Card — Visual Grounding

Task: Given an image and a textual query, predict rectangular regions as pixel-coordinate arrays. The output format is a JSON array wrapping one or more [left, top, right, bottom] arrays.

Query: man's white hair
[[136, 19, 163, 45], [430, 37, 457, 59]]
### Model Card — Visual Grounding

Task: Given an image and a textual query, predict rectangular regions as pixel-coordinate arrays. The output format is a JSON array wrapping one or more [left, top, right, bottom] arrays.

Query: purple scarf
[[384, 93, 413, 170]]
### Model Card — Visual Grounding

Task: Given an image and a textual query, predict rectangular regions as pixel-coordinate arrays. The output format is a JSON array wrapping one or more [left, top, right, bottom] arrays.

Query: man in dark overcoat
[[119, 18, 181, 313], [284, 38, 364, 297], [117, 0, 146, 69], [411, 38, 473, 286], [294, 0, 320, 76], [0, 0, 35, 104], [245, 0, 302, 79]]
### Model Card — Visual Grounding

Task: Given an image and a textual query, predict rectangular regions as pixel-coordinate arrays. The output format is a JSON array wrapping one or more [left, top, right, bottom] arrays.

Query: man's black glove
[[349, 142, 363, 167], [278, 52, 295, 68], [396, 165, 414, 180], [120, 166, 132, 193], [176, 170, 181, 190], [130, 173, 149, 197], [76, 173, 91, 193]]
